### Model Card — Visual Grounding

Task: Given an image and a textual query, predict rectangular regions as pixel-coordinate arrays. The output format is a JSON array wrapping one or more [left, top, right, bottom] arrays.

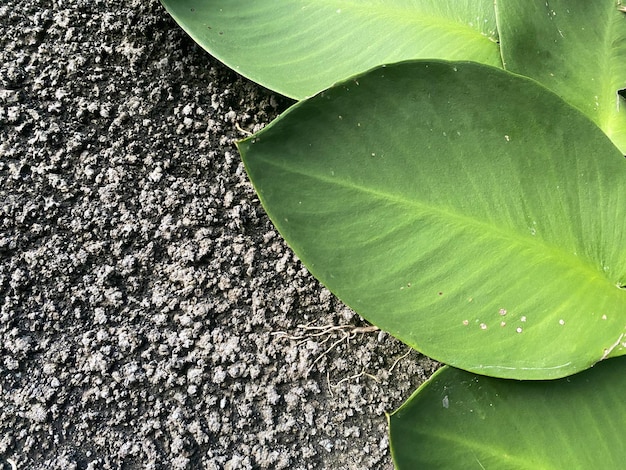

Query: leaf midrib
[[254, 151, 612, 290], [318, 0, 499, 45], [185, 0, 499, 48], [411, 427, 551, 470]]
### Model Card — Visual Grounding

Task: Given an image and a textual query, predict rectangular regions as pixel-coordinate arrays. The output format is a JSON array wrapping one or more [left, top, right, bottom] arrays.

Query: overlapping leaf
[[239, 61, 626, 379], [160, 0, 500, 99], [496, 0, 626, 153], [162, 1, 626, 151], [389, 357, 626, 468]]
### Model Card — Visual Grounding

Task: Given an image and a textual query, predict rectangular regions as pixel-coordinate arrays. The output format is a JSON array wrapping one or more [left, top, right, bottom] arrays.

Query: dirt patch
[[0, 1, 438, 468]]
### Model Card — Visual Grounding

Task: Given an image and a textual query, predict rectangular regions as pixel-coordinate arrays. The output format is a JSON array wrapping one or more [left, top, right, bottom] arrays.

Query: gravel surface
[[0, 1, 439, 468]]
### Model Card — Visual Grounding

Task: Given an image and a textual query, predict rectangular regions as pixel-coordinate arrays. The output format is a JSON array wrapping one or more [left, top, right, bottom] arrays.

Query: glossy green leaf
[[389, 357, 626, 468], [160, 0, 500, 99], [238, 61, 626, 380], [496, 0, 626, 153]]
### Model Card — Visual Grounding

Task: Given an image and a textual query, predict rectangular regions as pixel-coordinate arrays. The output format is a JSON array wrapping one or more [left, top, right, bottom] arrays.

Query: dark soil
[[0, 1, 438, 468]]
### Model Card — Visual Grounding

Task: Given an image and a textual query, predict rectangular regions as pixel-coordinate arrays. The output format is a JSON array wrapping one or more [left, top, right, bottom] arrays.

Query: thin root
[[306, 335, 349, 376], [272, 322, 380, 377], [328, 368, 380, 390], [388, 348, 412, 373], [235, 122, 253, 136]]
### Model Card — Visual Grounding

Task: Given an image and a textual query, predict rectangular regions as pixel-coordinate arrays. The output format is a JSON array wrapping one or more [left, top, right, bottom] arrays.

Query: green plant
[[161, 0, 626, 466], [389, 356, 626, 467]]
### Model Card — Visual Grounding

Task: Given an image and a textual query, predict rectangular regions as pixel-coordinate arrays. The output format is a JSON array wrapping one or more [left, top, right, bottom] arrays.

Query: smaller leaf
[[160, 0, 500, 99], [496, 0, 626, 153], [389, 357, 626, 469]]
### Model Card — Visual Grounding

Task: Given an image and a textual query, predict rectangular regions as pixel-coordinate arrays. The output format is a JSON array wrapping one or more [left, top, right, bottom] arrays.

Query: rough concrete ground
[[0, 1, 439, 468]]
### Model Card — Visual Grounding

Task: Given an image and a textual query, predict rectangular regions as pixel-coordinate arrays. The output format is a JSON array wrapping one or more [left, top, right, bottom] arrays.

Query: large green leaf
[[160, 0, 500, 99], [238, 61, 626, 380], [389, 358, 626, 468], [496, 0, 626, 153]]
